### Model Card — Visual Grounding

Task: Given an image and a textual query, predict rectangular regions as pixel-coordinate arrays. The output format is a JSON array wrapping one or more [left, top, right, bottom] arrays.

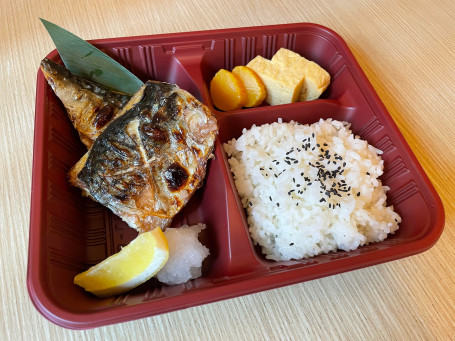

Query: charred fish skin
[[69, 81, 218, 232], [40, 58, 131, 148]]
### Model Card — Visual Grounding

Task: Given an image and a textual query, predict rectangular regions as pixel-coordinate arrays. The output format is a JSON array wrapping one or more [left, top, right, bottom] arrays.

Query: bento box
[[27, 23, 444, 329]]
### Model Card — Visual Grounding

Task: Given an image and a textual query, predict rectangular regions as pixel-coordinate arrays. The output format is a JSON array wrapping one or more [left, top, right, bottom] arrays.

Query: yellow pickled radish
[[232, 66, 267, 107], [74, 228, 169, 297], [210, 69, 247, 111]]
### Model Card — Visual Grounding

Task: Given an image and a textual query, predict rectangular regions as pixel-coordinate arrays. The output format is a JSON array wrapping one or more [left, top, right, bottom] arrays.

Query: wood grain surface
[[1, 0, 454, 340]]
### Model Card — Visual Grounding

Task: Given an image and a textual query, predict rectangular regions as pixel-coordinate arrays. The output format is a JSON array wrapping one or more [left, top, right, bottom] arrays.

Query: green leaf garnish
[[40, 18, 144, 95]]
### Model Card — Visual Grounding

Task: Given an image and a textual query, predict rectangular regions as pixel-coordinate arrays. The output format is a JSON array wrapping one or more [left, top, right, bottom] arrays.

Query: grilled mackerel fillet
[[69, 81, 218, 232], [40, 58, 131, 148]]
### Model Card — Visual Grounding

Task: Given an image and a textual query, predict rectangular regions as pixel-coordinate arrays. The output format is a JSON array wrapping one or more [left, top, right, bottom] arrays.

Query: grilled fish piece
[[69, 81, 218, 232], [40, 58, 131, 148]]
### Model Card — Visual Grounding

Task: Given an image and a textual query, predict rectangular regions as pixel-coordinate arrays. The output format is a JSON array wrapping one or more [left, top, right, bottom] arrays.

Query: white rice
[[223, 118, 401, 261]]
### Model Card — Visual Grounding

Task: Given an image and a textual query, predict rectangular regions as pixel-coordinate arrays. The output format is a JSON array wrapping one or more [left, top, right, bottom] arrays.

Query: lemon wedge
[[74, 228, 169, 297]]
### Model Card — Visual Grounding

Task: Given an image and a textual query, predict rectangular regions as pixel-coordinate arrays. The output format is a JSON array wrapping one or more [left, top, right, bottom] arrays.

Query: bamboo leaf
[[40, 18, 143, 95]]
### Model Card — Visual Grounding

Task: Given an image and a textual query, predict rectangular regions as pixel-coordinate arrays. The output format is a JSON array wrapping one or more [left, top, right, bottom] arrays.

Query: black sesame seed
[[276, 203, 280, 207], [357, 192, 361, 196], [269, 196, 272, 201]]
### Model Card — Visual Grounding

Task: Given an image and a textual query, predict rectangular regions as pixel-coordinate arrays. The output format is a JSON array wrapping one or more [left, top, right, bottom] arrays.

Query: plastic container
[[28, 23, 445, 329]]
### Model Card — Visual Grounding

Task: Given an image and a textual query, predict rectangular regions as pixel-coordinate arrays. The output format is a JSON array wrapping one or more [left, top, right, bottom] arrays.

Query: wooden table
[[1, 0, 454, 339]]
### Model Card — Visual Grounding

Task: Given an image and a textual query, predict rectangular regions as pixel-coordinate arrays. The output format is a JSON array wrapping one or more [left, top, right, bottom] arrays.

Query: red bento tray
[[28, 23, 444, 329]]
